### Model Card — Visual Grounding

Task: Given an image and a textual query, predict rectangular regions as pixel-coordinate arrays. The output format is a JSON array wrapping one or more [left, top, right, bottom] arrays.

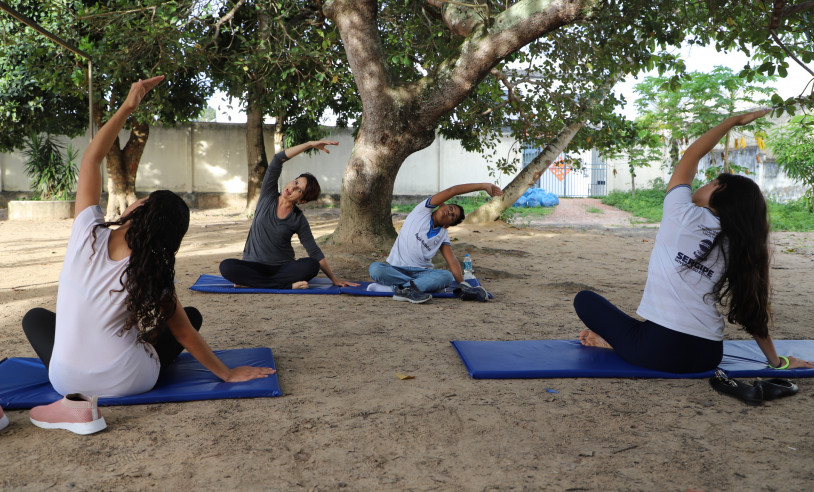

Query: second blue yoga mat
[[450, 339, 814, 379], [189, 274, 342, 294], [0, 347, 281, 410]]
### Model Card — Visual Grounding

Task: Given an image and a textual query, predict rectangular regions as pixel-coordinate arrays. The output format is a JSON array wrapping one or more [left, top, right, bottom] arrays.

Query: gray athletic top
[[242, 151, 325, 266]]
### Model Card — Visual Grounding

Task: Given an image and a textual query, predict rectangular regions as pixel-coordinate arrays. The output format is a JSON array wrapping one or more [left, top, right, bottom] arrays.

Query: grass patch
[[768, 198, 814, 231], [601, 188, 667, 223], [586, 206, 603, 214], [602, 186, 814, 231]]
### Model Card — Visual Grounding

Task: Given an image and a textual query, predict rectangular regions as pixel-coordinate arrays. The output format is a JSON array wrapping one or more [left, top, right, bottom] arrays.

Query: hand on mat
[[123, 75, 165, 113], [786, 355, 814, 369], [333, 278, 360, 287], [225, 366, 276, 382]]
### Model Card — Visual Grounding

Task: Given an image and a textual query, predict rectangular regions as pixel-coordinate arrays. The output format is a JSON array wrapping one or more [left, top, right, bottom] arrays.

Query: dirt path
[[1, 205, 813, 491]]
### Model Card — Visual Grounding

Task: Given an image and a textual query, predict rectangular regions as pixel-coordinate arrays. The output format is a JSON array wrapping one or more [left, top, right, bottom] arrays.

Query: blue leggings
[[573, 290, 723, 373]]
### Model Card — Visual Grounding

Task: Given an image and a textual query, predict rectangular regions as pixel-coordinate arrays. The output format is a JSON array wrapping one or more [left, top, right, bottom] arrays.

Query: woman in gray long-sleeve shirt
[[219, 140, 358, 289]]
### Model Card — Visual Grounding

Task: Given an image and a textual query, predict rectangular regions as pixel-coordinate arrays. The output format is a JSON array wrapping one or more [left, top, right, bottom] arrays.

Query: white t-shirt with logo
[[636, 185, 726, 341], [49, 206, 160, 397], [386, 198, 451, 269]]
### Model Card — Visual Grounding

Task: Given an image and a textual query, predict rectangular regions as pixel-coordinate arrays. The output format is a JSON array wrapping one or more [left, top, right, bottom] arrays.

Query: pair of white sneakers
[[1, 393, 107, 435]]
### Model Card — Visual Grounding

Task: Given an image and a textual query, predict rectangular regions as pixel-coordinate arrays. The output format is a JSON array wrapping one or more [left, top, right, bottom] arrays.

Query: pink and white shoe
[[0, 406, 8, 431], [29, 394, 107, 435]]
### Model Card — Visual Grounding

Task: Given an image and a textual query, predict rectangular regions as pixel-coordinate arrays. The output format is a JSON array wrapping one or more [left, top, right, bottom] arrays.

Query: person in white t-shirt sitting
[[573, 108, 813, 373], [369, 182, 502, 303], [21, 76, 274, 399]]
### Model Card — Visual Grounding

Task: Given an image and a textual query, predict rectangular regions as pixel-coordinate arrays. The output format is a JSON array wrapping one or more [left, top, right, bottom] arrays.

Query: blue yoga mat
[[189, 274, 342, 294], [340, 279, 493, 299], [0, 348, 281, 410], [450, 339, 814, 379]]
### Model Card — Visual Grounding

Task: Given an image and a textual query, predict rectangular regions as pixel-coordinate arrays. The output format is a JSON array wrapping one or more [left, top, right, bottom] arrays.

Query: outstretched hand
[[225, 365, 276, 382], [311, 140, 339, 153], [485, 184, 503, 197], [730, 108, 770, 126], [122, 75, 165, 113]]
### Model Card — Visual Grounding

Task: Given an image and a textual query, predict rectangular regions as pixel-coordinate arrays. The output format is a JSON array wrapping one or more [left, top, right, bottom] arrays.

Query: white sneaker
[[0, 407, 8, 431]]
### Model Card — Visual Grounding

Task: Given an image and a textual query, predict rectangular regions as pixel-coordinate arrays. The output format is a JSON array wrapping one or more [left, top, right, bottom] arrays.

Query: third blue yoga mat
[[450, 339, 814, 379]]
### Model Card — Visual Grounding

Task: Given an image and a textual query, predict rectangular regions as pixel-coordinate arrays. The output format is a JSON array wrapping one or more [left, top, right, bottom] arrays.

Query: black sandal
[[753, 378, 798, 401], [709, 369, 763, 406]]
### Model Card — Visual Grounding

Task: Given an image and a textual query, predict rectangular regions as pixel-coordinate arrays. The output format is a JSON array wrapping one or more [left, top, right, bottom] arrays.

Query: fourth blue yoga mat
[[0, 347, 281, 410], [450, 339, 814, 379]]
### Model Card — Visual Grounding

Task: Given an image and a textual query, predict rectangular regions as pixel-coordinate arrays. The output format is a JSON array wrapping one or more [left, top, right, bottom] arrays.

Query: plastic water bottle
[[463, 254, 475, 280]]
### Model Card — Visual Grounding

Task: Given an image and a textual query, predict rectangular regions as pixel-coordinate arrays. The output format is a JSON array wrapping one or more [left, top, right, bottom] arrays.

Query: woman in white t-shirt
[[574, 109, 813, 373], [22, 76, 274, 398]]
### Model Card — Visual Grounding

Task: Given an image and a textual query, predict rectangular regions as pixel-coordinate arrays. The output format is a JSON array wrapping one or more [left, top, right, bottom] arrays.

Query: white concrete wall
[[1, 123, 523, 197]]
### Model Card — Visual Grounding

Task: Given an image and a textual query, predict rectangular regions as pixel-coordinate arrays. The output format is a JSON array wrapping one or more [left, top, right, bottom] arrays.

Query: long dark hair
[[705, 173, 771, 337], [92, 190, 190, 338]]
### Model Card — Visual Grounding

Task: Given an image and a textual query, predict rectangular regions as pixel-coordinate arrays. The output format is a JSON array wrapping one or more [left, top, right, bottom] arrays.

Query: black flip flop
[[753, 378, 799, 401], [709, 369, 763, 406]]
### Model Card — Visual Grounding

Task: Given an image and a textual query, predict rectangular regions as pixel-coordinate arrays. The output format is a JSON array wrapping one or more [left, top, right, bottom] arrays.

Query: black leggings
[[22, 306, 203, 371], [219, 257, 320, 289], [573, 290, 723, 373]]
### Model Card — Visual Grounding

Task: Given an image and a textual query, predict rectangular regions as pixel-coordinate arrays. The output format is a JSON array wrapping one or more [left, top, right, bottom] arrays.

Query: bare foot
[[578, 329, 613, 349], [292, 281, 309, 289]]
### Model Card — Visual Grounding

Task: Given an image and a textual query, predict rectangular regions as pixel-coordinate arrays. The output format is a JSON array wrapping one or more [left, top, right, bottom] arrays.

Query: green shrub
[[23, 133, 78, 200]]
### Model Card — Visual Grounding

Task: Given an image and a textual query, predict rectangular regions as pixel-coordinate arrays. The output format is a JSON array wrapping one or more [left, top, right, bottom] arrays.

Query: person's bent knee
[[183, 306, 203, 330], [22, 308, 55, 332], [369, 261, 390, 280], [219, 258, 239, 278], [439, 270, 454, 286]]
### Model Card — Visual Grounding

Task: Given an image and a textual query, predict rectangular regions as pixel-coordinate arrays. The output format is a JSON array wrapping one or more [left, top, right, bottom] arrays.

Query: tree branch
[[770, 29, 814, 78], [203, 0, 247, 49]]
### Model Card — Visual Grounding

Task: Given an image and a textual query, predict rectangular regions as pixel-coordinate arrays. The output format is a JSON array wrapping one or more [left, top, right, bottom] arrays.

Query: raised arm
[[284, 139, 338, 159], [166, 297, 275, 381], [429, 182, 503, 207], [74, 76, 165, 217], [667, 108, 770, 191]]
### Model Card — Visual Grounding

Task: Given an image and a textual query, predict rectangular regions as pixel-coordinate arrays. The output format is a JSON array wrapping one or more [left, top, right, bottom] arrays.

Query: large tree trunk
[[245, 88, 268, 216], [323, 0, 599, 246], [244, 8, 271, 216], [465, 120, 584, 224], [105, 122, 149, 218]]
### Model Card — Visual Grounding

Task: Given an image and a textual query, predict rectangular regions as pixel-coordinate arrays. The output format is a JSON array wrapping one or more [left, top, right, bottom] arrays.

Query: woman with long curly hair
[[573, 109, 813, 373], [22, 76, 274, 399]]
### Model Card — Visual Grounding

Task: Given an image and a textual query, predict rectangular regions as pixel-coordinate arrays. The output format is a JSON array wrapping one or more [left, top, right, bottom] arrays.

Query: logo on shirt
[[414, 232, 433, 251], [674, 251, 715, 279], [694, 239, 713, 259]]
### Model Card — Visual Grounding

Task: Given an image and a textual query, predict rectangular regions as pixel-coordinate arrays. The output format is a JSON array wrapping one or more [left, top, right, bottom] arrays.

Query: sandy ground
[[1, 197, 814, 491]]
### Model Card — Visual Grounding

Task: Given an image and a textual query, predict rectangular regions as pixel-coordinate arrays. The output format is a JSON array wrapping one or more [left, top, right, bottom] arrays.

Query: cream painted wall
[[1, 123, 523, 197]]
